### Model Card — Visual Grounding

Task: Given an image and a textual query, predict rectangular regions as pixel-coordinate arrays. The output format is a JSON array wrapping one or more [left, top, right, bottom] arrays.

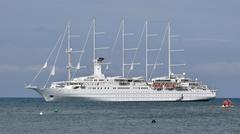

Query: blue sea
[[0, 98, 239, 134]]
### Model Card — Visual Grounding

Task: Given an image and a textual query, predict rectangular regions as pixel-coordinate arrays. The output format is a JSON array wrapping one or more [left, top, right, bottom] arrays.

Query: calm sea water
[[0, 98, 239, 134]]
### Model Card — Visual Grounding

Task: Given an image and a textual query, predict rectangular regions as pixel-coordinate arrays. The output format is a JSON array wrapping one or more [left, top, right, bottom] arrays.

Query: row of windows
[[70, 82, 148, 87], [88, 87, 110, 90], [82, 82, 115, 86], [84, 86, 149, 90], [84, 79, 108, 82], [118, 87, 130, 89]]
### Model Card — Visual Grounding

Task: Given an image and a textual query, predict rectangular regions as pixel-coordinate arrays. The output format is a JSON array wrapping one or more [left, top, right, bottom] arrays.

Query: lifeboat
[[152, 82, 176, 89]]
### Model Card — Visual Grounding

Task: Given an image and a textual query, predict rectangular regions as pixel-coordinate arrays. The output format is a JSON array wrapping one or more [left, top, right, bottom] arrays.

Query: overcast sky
[[0, 0, 239, 98]]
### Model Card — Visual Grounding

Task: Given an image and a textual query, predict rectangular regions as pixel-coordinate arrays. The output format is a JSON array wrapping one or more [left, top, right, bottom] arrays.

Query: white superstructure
[[26, 19, 216, 102], [27, 57, 216, 102]]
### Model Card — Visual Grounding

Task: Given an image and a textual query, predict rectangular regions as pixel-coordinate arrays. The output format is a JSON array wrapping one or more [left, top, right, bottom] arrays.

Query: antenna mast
[[122, 19, 125, 78], [168, 22, 171, 79], [145, 20, 148, 81], [67, 23, 72, 82], [93, 18, 96, 63]]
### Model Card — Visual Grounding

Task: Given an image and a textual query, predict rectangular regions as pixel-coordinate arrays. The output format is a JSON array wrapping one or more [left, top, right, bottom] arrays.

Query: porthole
[[49, 95, 54, 98]]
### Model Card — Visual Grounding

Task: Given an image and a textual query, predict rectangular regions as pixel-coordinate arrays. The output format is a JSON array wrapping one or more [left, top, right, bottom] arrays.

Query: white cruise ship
[[26, 19, 216, 102]]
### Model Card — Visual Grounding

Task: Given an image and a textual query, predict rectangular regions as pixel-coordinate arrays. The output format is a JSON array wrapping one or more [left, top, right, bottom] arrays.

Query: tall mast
[[122, 18, 125, 78], [168, 22, 171, 79], [67, 23, 72, 82], [145, 20, 148, 81], [93, 18, 96, 63]]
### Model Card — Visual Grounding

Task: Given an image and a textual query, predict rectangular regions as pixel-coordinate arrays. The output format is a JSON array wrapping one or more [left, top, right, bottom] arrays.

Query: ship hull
[[28, 87, 216, 102]]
